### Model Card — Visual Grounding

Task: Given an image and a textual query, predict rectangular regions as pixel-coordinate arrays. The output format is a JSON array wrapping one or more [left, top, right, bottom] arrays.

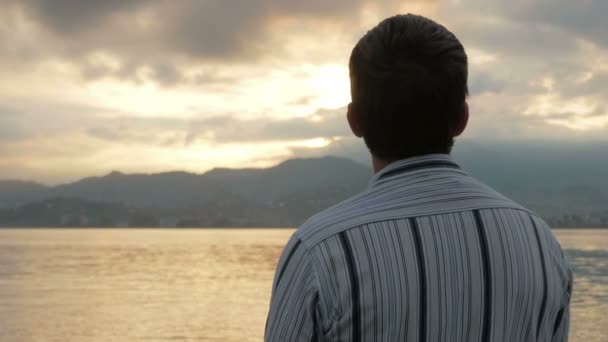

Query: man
[[265, 14, 572, 342]]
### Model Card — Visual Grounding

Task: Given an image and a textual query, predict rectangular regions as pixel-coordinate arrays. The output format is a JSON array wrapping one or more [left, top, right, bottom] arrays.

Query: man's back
[[265, 155, 572, 341]]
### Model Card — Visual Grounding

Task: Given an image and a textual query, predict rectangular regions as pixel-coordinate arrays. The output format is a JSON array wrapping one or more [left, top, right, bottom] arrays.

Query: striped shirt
[[265, 154, 572, 342]]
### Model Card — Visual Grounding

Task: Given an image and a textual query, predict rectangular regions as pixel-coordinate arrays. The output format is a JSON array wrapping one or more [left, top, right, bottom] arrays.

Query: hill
[[0, 157, 372, 227], [452, 141, 608, 225], [1, 143, 608, 228], [0, 181, 48, 208]]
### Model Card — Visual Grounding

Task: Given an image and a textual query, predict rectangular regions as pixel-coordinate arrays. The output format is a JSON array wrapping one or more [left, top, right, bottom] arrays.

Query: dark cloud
[[0, 0, 377, 85], [445, 0, 608, 50], [10, 0, 365, 60], [5, 0, 605, 79], [497, 0, 608, 48], [446, 17, 579, 62], [150, 63, 184, 87], [16, 0, 153, 35], [159, 1, 268, 60], [159, 0, 364, 58]]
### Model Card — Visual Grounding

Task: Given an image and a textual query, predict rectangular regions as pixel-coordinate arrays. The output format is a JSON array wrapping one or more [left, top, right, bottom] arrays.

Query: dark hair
[[349, 14, 468, 160]]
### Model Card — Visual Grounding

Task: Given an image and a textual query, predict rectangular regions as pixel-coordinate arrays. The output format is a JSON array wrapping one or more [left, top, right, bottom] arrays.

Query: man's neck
[[372, 155, 392, 174]]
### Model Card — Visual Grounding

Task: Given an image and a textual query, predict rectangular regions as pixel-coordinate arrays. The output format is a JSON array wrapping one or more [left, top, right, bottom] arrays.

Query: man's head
[[348, 14, 469, 162]]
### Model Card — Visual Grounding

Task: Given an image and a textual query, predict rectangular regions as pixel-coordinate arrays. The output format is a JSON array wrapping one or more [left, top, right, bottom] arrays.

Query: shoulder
[[294, 188, 379, 248], [523, 213, 572, 297], [295, 171, 538, 248]]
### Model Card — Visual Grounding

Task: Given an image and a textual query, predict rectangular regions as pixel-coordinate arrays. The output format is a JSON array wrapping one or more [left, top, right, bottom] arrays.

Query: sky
[[1, 0, 607, 184]]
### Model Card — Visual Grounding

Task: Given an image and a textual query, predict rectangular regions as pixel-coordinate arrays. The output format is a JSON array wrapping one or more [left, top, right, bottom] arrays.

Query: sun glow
[[307, 64, 351, 110], [290, 137, 332, 149]]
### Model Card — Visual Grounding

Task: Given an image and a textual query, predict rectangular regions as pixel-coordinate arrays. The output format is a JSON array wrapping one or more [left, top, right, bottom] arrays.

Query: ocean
[[0, 228, 606, 341]]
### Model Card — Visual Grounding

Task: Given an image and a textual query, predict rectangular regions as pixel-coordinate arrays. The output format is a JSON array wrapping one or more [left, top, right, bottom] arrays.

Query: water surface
[[0, 229, 606, 341]]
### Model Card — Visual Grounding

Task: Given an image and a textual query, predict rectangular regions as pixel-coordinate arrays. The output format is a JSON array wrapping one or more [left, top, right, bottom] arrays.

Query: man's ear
[[347, 103, 364, 138], [453, 101, 469, 137]]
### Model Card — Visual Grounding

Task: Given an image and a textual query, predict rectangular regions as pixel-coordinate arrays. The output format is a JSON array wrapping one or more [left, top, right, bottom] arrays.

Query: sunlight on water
[[0, 229, 606, 341]]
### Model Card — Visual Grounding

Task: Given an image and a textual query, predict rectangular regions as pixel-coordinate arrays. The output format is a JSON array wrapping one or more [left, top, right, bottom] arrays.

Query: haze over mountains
[[1, 141, 607, 228]]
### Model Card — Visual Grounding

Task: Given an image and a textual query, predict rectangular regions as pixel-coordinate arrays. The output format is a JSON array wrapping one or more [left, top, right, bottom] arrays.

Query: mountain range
[[0, 157, 371, 227], [1, 141, 607, 228]]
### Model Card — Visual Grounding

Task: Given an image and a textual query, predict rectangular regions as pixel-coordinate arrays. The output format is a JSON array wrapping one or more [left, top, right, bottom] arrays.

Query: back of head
[[349, 14, 468, 161]]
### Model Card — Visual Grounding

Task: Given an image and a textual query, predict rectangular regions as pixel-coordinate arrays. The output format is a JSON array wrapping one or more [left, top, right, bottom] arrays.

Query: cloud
[[0, 94, 351, 146], [186, 108, 350, 144], [435, 0, 608, 136], [440, 1, 608, 83], [469, 72, 506, 95], [0, 94, 356, 183], [2, 0, 443, 86], [81, 107, 352, 148], [18, 0, 362, 45], [16, 0, 152, 35], [464, 92, 608, 141], [444, 0, 608, 49], [2, 0, 371, 83], [1, 0, 608, 183], [554, 70, 608, 98], [493, 0, 608, 48], [0, 106, 31, 141]]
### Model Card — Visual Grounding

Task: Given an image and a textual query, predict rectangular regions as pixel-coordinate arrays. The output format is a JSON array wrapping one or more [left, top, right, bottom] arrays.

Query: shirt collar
[[368, 154, 462, 189]]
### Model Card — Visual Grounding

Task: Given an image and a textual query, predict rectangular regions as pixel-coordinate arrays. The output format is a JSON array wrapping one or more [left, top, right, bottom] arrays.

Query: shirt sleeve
[[265, 234, 320, 342], [552, 268, 573, 342]]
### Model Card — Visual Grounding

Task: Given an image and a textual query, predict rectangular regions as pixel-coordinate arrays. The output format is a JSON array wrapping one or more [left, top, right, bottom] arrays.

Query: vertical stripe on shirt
[[531, 217, 549, 340], [474, 209, 492, 342], [339, 231, 360, 342], [409, 217, 427, 342]]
